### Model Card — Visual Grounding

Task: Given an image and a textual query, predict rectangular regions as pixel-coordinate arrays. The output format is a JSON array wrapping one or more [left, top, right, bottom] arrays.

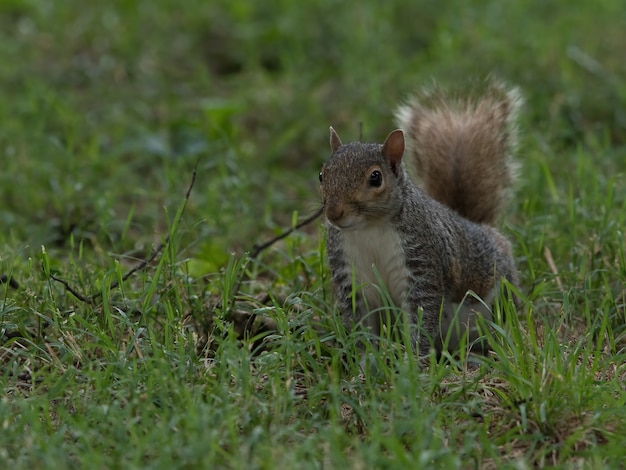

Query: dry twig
[[249, 207, 323, 259], [50, 160, 199, 304]]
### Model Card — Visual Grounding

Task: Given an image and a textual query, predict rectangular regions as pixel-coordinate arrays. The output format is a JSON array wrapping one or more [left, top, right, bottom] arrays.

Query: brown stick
[[249, 207, 323, 259], [50, 160, 199, 304], [49, 274, 92, 303], [0, 274, 20, 290], [543, 245, 564, 292], [225, 207, 323, 313]]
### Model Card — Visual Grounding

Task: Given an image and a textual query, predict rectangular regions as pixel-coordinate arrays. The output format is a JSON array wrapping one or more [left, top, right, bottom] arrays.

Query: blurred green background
[[1, 0, 624, 263]]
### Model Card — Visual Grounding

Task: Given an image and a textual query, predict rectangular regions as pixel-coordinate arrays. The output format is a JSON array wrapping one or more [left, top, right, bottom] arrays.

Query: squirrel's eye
[[319, 171, 323, 183], [369, 170, 382, 187]]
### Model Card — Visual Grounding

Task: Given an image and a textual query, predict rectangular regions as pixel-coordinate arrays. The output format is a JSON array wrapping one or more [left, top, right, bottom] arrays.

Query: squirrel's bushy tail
[[395, 80, 522, 225]]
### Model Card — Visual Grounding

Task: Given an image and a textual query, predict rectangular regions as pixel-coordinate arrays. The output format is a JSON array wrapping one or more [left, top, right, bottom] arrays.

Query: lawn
[[1, 0, 626, 468]]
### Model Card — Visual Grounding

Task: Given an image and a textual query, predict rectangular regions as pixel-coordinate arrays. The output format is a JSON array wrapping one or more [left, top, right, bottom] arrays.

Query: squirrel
[[319, 80, 522, 358]]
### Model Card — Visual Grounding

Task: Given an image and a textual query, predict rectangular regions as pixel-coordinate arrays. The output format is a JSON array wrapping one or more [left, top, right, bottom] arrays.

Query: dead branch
[[226, 206, 324, 314], [249, 207, 323, 259], [0, 274, 20, 290], [49, 274, 92, 303], [49, 160, 199, 305]]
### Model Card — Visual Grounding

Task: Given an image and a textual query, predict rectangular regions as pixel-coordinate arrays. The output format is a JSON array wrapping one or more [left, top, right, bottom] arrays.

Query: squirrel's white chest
[[340, 224, 409, 310]]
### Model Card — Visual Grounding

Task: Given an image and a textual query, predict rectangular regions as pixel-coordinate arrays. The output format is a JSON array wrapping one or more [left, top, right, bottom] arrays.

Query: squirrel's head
[[319, 127, 406, 230]]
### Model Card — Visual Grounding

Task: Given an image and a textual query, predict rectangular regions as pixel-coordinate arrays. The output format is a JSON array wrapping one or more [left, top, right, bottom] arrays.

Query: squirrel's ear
[[382, 129, 405, 173], [329, 126, 342, 152]]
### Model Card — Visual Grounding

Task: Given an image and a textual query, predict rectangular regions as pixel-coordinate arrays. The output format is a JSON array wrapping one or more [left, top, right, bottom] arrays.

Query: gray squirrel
[[319, 80, 522, 357]]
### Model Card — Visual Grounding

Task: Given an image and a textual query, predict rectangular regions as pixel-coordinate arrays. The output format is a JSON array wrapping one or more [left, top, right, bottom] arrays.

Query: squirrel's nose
[[325, 202, 345, 223]]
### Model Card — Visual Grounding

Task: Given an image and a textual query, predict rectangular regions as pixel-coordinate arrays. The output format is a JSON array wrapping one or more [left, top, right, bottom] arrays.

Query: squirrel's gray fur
[[320, 80, 522, 357]]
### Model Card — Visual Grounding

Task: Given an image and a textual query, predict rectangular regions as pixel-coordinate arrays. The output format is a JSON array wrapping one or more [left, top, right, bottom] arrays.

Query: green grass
[[1, 0, 626, 468]]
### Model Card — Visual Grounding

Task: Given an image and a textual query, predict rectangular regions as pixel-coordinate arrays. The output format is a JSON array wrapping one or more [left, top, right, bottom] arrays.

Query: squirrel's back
[[395, 80, 522, 225]]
